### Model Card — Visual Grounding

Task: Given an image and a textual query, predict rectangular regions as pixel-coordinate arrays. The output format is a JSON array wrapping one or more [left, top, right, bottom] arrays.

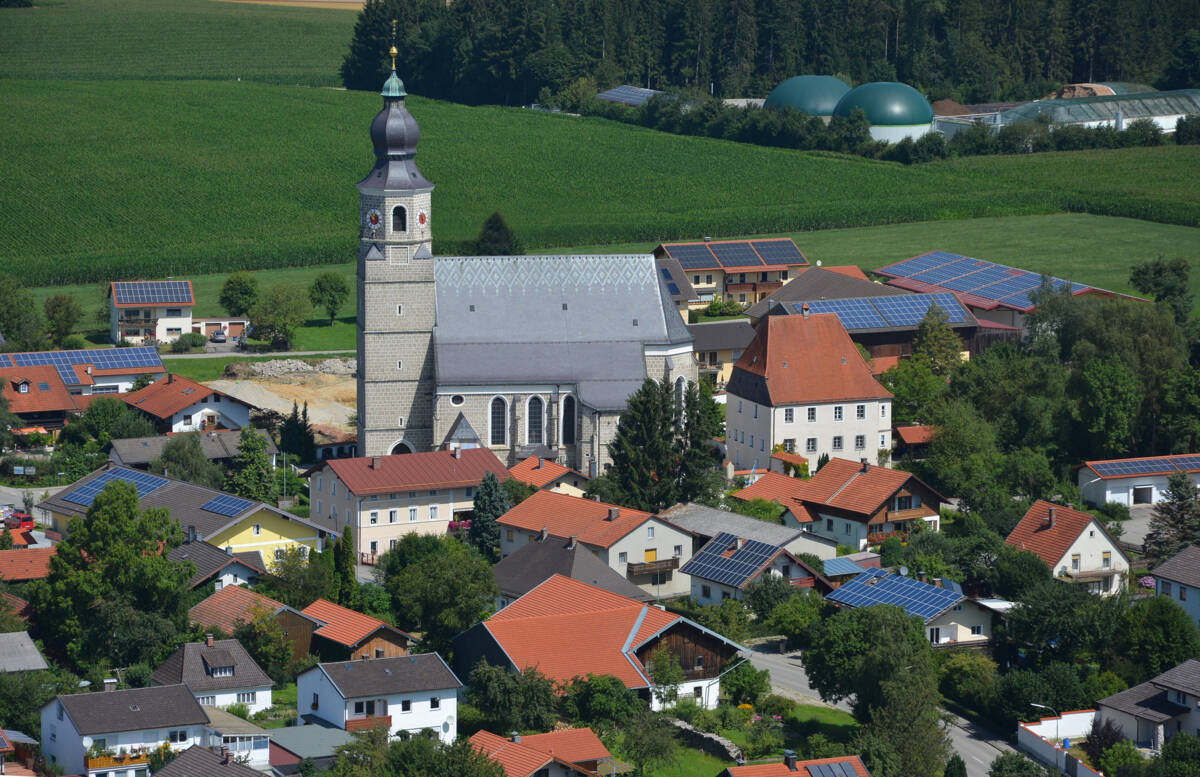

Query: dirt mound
[[222, 357, 357, 380]]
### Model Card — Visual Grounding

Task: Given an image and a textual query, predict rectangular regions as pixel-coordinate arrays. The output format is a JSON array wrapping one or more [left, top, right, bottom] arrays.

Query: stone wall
[[667, 718, 744, 763]]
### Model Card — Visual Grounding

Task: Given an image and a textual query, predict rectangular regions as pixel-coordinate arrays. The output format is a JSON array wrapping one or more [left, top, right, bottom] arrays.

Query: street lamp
[[1030, 703, 1060, 771]]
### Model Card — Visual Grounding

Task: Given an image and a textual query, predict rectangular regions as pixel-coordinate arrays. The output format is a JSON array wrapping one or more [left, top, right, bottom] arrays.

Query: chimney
[[1047, 507, 1055, 529], [454, 447, 462, 459], [221, 746, 230, 764], [607, 507, 620, 521], [783, 750, 798, 771], [205, 633, 214, 647], [860, 457, 869, 473], [536, 457, 543, 469], [371, 456, 382, 470], [510, 732, 521, 743], [539, 527, 548, 541], [187, 525, 196, 543], [933, 577, 943, 588], [103, 678, 117, 692], [167, 373, 173, 384], [592, 495, 600, 502], [801, 303, 810, 319], [919, 572, 928, 583], [568, 535, 577, 550]]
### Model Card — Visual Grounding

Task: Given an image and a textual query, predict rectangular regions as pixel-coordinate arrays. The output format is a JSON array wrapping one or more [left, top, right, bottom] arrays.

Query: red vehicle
[[4, 513, 34, 531]]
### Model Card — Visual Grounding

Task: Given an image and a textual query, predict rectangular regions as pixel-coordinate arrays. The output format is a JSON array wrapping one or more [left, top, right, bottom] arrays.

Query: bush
[[723, 661, 770, 706], [745, 713, 785, 758], [170, 332, 207, 353], [758, 694, 792, 719], [1082, 715, 1129, 766], [1121, 118, 1163, 147], [61, 334, 88, 350], [225, 703, 250, 719], [1177, 115, 1200, 144], [744, 574, 796, 619], [1099, 739, 1143, 776]]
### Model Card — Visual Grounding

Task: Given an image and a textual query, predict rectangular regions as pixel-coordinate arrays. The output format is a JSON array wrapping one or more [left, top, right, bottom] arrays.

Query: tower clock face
[[365, 209, 383, 231]]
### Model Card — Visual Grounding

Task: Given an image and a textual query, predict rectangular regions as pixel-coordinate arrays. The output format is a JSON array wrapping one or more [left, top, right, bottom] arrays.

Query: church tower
[[356, 45, 436, 456]]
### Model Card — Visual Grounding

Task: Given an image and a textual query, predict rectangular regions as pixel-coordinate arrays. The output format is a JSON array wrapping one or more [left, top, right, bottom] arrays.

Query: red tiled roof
[[470, 730, 554, 777], [311, 448, 509, 495], [496, 490, 660, 549], [724, 755, 872, 777], [483, 575, 683, 689], [519, 728, 610, 764], [0, 591, 32, 621], [736, 459, 938, 521], [732, 314, 891, 405], [0, 366, 78, 415], [509, 456, 586, 489], [895, 425, 935, 444], [771, 451, 808, 468], [121, 375, 233, 420], [0, 547, 55, 581], [301, 598, 412, 647], [1005, 500, 1124, 569], [734, 471, 809, 503], [188, 585, 284, 634], [869, 355, 901, 375], [822, 265, 871, 281]]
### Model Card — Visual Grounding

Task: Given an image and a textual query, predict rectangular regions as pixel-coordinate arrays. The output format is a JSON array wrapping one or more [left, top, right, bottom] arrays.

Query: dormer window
[[209, 664, 234, 677], [18, 382, 28, 394]]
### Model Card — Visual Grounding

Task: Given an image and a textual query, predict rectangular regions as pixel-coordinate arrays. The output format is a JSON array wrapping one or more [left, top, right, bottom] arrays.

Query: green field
[[0, 0, 353, 85], [4, 76, 1200, 287]]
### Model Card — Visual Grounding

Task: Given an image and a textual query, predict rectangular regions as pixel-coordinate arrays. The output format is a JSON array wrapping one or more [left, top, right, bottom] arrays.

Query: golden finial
[[389, 19, 398, 70]]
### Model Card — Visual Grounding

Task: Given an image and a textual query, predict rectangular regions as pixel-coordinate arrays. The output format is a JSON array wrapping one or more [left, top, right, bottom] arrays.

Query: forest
[[343, 0, 1200, 106]]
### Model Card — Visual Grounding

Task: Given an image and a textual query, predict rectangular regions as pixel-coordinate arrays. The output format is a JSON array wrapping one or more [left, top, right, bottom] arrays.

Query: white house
[[3, 346, 165, 397], [151, 635, 274, 715], [724, 313, 892, 470], [121, 375, 253, 434], [827, 569, 995, 647], [109, 281, 196, 345], [681, 532, 833, 605], [497, 490, 697, 598], [297, 654, 462, 743], [1006, 500, 1130, 596], [1078, 454, 1200, 506], [1098, 659, 1200, 750], [200, 707, 271, 771], [40, 684, 209, 777]]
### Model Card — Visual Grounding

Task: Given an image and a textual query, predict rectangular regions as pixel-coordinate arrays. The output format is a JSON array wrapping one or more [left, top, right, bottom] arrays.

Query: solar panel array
[[822, 557, 866, 577], [681, 532, 780, 589], [827, 567, 962, 621], [595, 85, 661, 106], [111, 281, 194, 306], [876, 251, 1102, 311], [0, 346, 164, 385], [791, 292, 969, 330], [61, 468, 169, 507], [201, 494, 255, 517], [663, 240, 808, 270], [809, 762, 859, 777], [1091, 455, 1200, 477]]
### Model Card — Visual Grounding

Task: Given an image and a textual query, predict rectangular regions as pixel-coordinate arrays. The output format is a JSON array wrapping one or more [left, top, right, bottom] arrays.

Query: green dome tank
[[833, 82, 934, 125], [764, 75, 851, 116]]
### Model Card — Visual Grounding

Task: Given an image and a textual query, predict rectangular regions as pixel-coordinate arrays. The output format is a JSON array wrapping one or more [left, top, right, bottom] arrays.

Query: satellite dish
[[816, 260, 823, 267], [899, 566, 909, 577]]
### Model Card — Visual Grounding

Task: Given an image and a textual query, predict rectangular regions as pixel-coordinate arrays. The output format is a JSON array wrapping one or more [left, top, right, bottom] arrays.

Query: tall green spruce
[[279, 402, 317, 464], [469, 472, 509, 561], [334, 526, 359, 608], [225, 427, 276, 502], [587, 377, 720, 512], [473, 212, 521, 255], [1145, 470, 1200, 561]]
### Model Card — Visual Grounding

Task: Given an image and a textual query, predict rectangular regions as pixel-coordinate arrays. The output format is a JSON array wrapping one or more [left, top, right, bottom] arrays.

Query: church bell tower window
[[392, 206, 407, 233]]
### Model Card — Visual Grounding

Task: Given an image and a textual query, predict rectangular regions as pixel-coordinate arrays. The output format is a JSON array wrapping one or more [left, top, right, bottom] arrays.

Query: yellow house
[[685, 318, 755, 388], [37, 465, 337, 567]]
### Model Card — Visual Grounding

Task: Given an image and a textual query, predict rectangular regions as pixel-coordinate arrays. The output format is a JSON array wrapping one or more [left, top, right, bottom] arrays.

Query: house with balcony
[[0, 365, 81, 432], [734, 460, 944, 550], [826, 568, 993, 647], [471, 728, 615, 777], [681, 532, 833, 605], [299, 598, 413, 662], [1097, 659, 1200, 751], [40, 684, 208, 777], [496, 490, 697, 598], [653, 238, 808, 307], [297, 654, 462, 743], [508, 455, 590, 497], [1005, 500, 1129, 596], [120, 375, 253, 434], [0, 346, 165, 397], [452, 575, 746, 710], [724, 312, 893, 471], [108, 281, 196, 345], [660, 502, 839, 561], [1153, 545, 1200, 626], [686, 319, 754, 387], [198, 709, 270, 771], [305, 447, 509, 563], [151, 635, 274, 715]]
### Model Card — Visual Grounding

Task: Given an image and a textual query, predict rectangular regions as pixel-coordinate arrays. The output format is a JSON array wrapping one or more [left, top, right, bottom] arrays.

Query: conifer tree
[[469, 472, 509, 561], [601, 378, 678, 512], [1145, 470, 1200, 560], [225, 427, 276, 502], [334, 526, 359, 608], [474, 212, 521, 255]]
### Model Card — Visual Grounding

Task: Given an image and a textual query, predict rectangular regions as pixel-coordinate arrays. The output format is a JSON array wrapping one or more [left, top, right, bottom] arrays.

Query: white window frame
[[784, 408, 794, 423], [807, 407, 816, 422], [833, 406, 843, 422], [409, 507, 417, 522]]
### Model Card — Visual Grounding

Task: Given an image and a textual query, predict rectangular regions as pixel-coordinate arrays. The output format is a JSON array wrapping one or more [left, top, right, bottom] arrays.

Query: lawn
[[4, 77, 1200, 287]]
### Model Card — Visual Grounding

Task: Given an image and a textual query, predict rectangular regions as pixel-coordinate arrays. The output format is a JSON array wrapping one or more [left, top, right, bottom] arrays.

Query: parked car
[[210, 330, 227, 343]]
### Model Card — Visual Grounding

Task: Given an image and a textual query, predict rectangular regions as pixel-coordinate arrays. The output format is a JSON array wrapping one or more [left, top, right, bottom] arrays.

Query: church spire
[[381, 19, 406, 100]]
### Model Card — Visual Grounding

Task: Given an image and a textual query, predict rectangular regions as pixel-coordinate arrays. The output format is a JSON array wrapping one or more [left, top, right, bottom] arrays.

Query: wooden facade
[[637, 623, 738, 683], [315, 626, 409, 662], [274, 608, 319, 664]]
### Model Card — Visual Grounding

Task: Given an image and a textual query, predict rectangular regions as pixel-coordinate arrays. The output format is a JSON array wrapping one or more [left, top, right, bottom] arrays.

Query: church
[[355, 61, 695, 474]]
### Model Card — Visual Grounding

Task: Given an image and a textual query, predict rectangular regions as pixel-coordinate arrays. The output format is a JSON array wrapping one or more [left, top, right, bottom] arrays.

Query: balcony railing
[[627, 557, 680, 576], [346, 715, 391, 731], [85, 752, 152, 770], [757, 281, 783, 292], [724, 283, 757, 292]]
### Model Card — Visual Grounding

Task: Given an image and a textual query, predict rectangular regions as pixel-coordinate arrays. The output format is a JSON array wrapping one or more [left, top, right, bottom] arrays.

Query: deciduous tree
[[44, 293, 83, 348], [1130, 256, 1192, 325], [647, 646, 685, 706], [219, 271, 260, 317], [150, 432, 224, 489], [233, 605, 301, 685], [560, 674, 642, 736], [254, 545, 334, 608], [250, 282, 312, 349], [309, 272, 351, 325], [913, 304, 963, 377], [0, 275, 48, 352], [466, 660, 558, 732], [621, 709, 678, 777]]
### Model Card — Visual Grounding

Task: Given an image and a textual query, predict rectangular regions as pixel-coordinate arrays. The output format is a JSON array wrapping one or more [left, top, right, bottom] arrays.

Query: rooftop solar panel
[[596, 85, 661, 106], [1091, 458, 1176, 477], [681, 532, 782, 588], [974, 272, 1041, 298], [877, 251, 966, 278], [938, 266, 1013, 291], [1169, 455, 1200, 472], [10, 346, 164, 385], [909, 258, 977, 284], [659, 268, 672, 280], [667, 282, 681, 296], [871, 293, 967, 327], [666, 244, 719, 270], [61, 468, 169, 507], [710, 242, 763, 268], [803, 298, 888, 329], [112, 281, 193, 306], [750, 240, 807, 266], [827, 568, 961, 621], [201, 494, 256, 517]]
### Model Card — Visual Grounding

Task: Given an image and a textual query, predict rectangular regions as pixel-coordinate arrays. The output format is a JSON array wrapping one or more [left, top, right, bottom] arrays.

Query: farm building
[[833, 82, 935, 142], [935, 88, 1200, 138], [763, 75, 851, 117], [594, 85, 661, 107], [1078, 454, 1200, 506]]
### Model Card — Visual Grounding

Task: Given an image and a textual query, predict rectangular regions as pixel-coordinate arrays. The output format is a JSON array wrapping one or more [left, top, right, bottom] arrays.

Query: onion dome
[[833, 82, 934, 125], [764, 75, 851, 116], [359, 66, 433, 192]]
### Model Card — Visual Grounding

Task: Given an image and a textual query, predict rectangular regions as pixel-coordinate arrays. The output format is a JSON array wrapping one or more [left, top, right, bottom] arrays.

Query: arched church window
[[527, 397, 544, 445], [490, 397, 507, 446], [392, 205, 407, 233], [561, 395, 576, 446]]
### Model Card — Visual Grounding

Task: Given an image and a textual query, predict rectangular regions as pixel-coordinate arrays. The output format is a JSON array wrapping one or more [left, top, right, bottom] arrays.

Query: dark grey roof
[[1099, 680, 1190, 724], [1153, 545, 1200, 589], [658, 503, 804, 547], [311, 653, 461, 699], [38, 465, 336, 543], [269, 722, 354, 760], [745, 267, 908, 319], [152, 745, 262, 777], [493, 537, 654, 602], [686, 319, 755, 353], [168, 540, 267, 588], [725, 368, 771, 407], [55, 685, 208, 735], [0, 631, 48, 672], [151, 639, 274, 693], [109, 429, 277, 467], [442, 412, 482, 446], [656, 254, 698, 303], [433, 255, 691, 411], [1150, 659, 1200, 697]]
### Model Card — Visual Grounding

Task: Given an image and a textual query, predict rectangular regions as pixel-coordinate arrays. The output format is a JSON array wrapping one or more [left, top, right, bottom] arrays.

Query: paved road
[[749, 647, 1015, 777]]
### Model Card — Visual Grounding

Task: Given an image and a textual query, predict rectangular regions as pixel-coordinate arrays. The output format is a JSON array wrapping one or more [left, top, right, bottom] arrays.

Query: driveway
[[1116, 504, 1154, 553], [749, 646, 1015, 777]]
